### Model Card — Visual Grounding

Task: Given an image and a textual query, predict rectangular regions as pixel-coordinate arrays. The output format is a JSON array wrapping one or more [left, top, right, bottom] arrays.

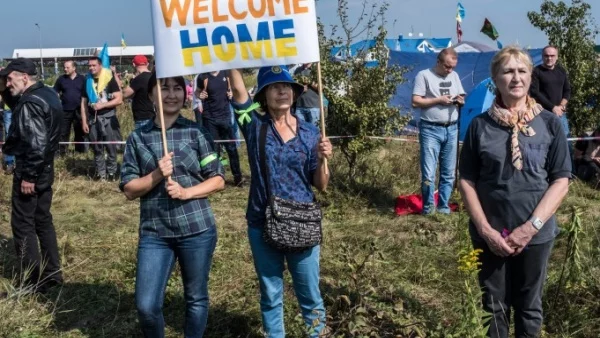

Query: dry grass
[[0, 106, 599, 337]]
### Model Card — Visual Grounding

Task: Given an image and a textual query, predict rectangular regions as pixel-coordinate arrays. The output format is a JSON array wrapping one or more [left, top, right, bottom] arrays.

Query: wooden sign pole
[[316, 62, 329, 175]]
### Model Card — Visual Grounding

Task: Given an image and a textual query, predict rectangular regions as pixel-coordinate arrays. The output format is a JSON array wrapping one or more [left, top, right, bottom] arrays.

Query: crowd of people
[[0, 43, 590, 337]]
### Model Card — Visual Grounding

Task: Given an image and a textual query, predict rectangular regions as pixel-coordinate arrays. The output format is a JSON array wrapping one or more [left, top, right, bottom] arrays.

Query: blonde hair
[[490, 46, 533, 98], [490, 46, 533, 79]]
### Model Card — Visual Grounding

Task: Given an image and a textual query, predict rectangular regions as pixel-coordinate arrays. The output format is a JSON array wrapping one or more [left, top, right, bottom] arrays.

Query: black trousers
[[194, 108, 203, 127], [60, 109, 88, 154], [204, 118, 241, 179], [473, 239, 554, 338], [11, 175, 63, 288]]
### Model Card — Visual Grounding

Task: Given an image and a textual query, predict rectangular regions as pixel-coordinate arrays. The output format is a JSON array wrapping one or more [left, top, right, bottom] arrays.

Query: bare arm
[[229, 69, 249, 104], [167, 176, 225, 200], [123, 169, 165, 200], [505, 178, 569, 254], [312, 137, 332, 191], [80, 97, 88, 128], [102, 91, 123, 109], [531, 178, 569, 221], [412, 95, 447, 109], [312, 160, 330, 191], [123, 86, 135, 99]]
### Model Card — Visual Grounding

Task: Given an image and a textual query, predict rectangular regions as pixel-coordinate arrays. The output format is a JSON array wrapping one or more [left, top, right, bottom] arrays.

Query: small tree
[[317, 0, 408, 175], [528, 0, 600, 135]]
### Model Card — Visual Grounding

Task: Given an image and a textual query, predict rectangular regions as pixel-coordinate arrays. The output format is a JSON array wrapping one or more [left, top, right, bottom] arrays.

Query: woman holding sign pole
[[120, 73, 225, 338], [229, 66, 332, 337]]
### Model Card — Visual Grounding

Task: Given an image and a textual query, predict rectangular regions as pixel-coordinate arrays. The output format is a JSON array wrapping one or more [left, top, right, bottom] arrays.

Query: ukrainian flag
[[121, 33, 126, 49], [86, 43, 113, 104]]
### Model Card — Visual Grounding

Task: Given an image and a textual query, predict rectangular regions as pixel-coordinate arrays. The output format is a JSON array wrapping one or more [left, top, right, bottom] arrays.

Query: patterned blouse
[[233, 99, 321, 228]]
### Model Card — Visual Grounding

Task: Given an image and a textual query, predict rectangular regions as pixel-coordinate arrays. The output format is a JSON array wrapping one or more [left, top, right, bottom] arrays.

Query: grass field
[[0, 107, 599, 337]]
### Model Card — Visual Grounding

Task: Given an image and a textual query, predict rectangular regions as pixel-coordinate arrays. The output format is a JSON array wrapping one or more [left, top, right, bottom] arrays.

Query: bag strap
[[259, 123, 272, 198]]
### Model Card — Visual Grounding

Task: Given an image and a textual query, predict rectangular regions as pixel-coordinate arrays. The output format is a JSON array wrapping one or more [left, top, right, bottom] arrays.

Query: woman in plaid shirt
[[120, 73, 225, 337]]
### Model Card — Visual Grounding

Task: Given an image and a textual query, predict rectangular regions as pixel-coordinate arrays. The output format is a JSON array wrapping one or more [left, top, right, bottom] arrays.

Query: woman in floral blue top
[[120, 73, 225, 337], [229, 66, 333, 337]]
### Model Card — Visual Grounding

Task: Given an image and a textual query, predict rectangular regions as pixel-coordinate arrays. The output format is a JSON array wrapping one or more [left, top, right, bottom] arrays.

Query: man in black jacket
[[0, 58, 64, 293], [529, 46, 571, 136]]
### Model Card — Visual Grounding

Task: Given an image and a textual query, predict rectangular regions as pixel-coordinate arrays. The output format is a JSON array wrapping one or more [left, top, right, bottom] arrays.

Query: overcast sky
[[0, 0, 598, 58]]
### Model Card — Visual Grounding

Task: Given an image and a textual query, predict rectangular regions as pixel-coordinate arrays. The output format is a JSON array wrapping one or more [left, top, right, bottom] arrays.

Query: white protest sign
[[150, 0, 320, 78]]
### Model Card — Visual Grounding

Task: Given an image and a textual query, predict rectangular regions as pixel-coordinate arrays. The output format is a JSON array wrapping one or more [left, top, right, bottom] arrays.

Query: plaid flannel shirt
[[120, 116, 224, 238]]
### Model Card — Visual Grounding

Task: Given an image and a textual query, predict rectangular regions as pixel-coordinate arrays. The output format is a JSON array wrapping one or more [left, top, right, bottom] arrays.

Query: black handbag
[[259, 123, 322, 252]]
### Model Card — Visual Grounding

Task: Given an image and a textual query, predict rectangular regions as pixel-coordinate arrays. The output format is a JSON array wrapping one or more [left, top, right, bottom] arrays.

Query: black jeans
[[11, 175, 63, 288], [60, 109, 88, 154], [194, 108, 203, 128], [204, 118, 241, 179], [473, 239, 554, 338]]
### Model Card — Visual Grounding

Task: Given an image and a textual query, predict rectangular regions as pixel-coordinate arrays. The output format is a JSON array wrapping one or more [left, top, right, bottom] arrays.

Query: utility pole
[[35, 23, 44, 80]]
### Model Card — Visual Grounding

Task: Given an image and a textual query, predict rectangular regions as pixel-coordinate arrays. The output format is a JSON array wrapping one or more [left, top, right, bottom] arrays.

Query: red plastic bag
[[395, 191, 458, 216]]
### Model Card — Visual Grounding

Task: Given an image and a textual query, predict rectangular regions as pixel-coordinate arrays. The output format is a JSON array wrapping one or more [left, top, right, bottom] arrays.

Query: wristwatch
[[528, 216, 544, 231]]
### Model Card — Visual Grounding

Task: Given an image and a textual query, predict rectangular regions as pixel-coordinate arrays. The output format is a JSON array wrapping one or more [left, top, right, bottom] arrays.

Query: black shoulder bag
[[259, 123, 323, 252]]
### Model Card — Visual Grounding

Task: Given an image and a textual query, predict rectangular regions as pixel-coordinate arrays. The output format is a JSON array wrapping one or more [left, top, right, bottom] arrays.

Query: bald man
[[54, 60, 87, 154]]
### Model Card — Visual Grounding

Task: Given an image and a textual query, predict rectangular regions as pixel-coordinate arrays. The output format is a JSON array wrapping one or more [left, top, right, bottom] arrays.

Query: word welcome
[[151, 0, 319, 78], [160, 0, 309, 27]]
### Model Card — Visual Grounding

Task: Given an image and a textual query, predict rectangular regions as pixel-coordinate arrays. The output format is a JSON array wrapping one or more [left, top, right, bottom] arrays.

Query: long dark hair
[[147, 72, 188, 105]]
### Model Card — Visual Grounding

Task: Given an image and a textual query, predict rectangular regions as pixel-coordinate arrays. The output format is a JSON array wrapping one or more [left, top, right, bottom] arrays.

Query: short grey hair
[[10, 71, 38, 82]]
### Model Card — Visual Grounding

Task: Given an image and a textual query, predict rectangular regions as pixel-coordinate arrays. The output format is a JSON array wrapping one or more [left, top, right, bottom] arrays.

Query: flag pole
[[316, 62, 329, 176]]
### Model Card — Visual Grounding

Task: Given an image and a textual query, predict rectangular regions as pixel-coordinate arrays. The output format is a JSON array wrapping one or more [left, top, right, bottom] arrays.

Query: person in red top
[[123, 55, 155, 130]]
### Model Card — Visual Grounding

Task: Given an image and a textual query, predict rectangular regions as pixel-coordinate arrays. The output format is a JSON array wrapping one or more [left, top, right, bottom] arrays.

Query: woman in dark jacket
[[459, 46, 571, 338]]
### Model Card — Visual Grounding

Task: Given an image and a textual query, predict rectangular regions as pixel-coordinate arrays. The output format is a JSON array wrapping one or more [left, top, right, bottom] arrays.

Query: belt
[[421, 120, 458, 127]]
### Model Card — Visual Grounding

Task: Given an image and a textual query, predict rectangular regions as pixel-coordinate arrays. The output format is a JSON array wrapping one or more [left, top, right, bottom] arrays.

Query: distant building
[[331, 35, 453, 61], [8, 45, 154, 76]]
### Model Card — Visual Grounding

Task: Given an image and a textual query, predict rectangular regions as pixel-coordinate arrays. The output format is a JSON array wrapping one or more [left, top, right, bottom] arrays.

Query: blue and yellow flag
[[456, 3, 465, 23], [121, 33, 126, 49], [86, 43, 113, 104]]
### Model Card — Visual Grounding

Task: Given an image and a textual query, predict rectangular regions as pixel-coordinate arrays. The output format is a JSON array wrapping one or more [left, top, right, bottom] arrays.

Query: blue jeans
[[560, 113, 575, 172], [419, 122, 458, 214], [135, 226, 217, 338], [230, 104, 241, 148], [295, 107, 321, 126], [135, 118, 153, 130], [560, 113, 570, 137], [248, 226, 326, 337], [3, 110, 15, 166]]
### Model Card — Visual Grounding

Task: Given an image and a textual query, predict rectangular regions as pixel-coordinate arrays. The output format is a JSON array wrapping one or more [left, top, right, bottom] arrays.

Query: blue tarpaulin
[[388, 49, 543, 139]]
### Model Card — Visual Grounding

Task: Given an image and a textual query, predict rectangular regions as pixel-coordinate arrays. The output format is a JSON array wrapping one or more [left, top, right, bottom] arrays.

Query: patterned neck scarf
[[488, 96, 543, 170]]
